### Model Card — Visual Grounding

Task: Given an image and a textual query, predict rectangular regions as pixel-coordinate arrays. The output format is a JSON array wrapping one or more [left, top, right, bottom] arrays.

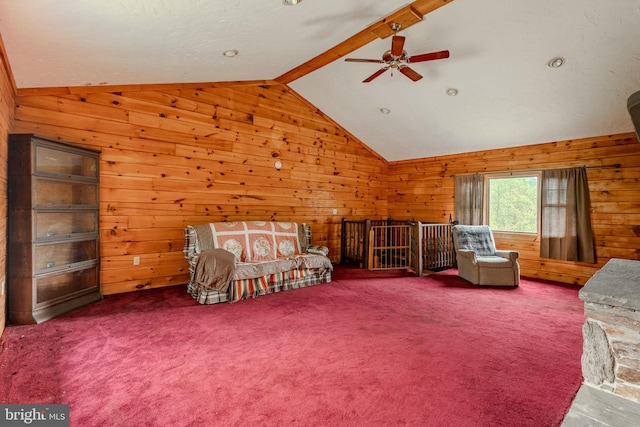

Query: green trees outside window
[[487, 175, 538, 233]]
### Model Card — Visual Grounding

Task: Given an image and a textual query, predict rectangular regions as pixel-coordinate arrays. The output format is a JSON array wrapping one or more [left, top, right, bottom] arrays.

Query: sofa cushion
[[233, 258, 300, 280]]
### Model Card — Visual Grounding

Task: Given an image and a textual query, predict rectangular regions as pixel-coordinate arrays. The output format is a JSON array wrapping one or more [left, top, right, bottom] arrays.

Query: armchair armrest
[[456, 249, 477, 263], [495, 250, 519, 262]]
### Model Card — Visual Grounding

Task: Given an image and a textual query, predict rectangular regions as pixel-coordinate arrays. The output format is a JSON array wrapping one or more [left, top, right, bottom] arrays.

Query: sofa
[[183, 221, 333, 304]]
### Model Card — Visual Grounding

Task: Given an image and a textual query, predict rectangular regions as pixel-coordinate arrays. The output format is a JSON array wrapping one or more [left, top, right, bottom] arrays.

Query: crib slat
[[418, 222, 455, 271]]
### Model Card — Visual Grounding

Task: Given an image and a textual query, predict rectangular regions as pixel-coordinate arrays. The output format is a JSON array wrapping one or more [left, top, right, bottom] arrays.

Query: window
[[485, 173, 540, 234]]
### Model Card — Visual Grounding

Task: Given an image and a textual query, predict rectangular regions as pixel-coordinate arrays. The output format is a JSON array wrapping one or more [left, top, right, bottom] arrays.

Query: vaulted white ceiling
[[1, 0, 639, 161]]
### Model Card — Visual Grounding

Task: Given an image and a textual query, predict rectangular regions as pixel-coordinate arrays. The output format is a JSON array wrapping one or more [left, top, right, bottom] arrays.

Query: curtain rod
[[450, 163, 621, 178], [585, 163, 621, 169]]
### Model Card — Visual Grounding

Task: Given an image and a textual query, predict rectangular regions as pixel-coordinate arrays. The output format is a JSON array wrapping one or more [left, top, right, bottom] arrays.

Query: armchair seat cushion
[[476, 256, 516, 268]]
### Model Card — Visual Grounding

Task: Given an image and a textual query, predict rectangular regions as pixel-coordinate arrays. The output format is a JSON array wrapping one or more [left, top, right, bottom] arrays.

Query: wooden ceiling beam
[[275, 0, 454, 85], [370, 5, 423, 39]]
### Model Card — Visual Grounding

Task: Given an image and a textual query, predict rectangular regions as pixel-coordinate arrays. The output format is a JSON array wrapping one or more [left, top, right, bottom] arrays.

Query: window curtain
[[540, 167, 595, 262], [454, 174, 484, 225]]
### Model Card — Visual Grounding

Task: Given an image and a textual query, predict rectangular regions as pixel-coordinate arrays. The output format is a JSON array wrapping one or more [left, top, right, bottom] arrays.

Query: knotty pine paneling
[[0, 37, 15, 333], [388, 133, 640, 285], [12, 81, 636, 294], [13, 83, 389, 295]]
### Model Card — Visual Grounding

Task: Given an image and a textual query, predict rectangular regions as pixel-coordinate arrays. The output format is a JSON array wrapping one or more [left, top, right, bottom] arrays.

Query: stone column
[[579, 258, 640, 403]]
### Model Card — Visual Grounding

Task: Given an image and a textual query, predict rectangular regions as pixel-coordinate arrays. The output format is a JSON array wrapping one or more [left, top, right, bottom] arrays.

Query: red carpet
[[0, 266, 584, 426]]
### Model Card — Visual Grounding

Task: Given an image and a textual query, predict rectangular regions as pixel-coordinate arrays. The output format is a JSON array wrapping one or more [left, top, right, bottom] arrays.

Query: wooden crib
[[340, 218, 455, 274]]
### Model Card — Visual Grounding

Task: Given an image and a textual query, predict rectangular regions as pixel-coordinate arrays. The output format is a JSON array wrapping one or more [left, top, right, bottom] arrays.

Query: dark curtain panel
[[454, 174, 484, 225], [540, 167, 595, 262]]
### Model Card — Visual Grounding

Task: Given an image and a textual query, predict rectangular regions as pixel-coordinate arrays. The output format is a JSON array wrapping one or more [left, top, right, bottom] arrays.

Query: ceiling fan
[[344, 23, 449, 83]]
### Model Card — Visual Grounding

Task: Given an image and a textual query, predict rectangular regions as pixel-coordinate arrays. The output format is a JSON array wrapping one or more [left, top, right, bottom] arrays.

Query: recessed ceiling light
[[223, 50, 239, 57], [283, 0, 301, 5], [446, 88, 459, 96], [548, 57, 565, 68], [380, 107, 391, 114]]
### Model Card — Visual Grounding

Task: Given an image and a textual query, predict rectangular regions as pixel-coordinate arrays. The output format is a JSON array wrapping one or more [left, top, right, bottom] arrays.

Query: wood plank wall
[[12, 83, 389, 295], [388, 133, 640, 285], [6, 77, 639, 297], [0, 37, 15, 334]]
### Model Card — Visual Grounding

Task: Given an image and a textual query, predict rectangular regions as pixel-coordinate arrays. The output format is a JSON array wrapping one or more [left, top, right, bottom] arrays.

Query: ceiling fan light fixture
[[548, 56, 565, 68], [222, 50, 239, 57]]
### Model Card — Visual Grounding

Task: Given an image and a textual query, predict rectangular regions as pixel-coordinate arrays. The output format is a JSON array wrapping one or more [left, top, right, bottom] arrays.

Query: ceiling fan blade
[[363, 67, 389, 83], [408, 50, 450, 63], [391, 35, 405, 57], [399, 66, 423, 82], [345, 58, 385, 63]]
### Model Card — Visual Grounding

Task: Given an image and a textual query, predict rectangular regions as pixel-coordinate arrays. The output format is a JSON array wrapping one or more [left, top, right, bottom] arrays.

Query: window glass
[[486, 175, 539, 233]]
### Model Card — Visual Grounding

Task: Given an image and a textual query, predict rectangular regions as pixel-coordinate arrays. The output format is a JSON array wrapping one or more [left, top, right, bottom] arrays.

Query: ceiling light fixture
[[446, 88, 458, 96], [223, 50, 239, 57], [547, 57, 565, 68], [282, 0, 301, 5], [380, 107, 391, 114]]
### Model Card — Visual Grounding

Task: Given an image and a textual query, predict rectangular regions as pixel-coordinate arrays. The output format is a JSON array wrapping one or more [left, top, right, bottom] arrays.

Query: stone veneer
[[579, 258, 640, 401]]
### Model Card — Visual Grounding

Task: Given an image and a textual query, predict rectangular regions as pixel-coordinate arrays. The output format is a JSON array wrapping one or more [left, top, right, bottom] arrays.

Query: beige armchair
[[452, 225, 520, 287]]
